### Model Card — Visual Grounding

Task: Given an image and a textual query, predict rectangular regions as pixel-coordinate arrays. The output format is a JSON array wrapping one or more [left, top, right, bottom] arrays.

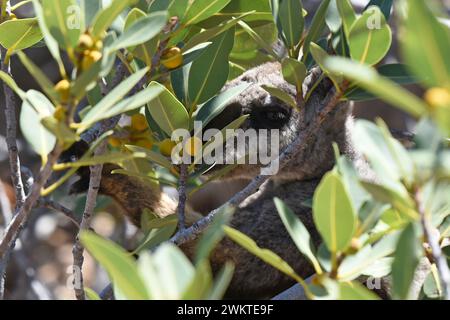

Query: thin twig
[[177, 164, 188, 231], [0, 145, 63, 259], [36, 199, 80, 228], [1, 11, 26, 209], [72, 142, 107, 300], [415, 188, 450, 300]]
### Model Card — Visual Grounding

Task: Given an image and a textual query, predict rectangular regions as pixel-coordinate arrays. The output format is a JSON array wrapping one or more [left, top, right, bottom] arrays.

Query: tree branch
[[415, 188, 450, 300], [72, 142, 107, 300], [177, 164, 188, 231], [36, 199, 80, 228]]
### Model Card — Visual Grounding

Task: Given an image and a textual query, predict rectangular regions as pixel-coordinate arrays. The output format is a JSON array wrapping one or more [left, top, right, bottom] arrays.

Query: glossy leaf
[[336, 0, 356, 38], [324, 57, 427, 118], [281, 58, 306, 93], [0, 18, 43, 51], [146, 82, 189, 136], [20, 90, 56, 160], [110, 11, 167, 51], [184, 0, 232, 25], [302, 0, 330, 62], [391, 223, 422, 300], [402, 0, 450, 89], [188, 28, 235, 105], [313, 171, 356, 253], [348, 6, 392, 65], [277, 0, 304, 49], [80, 231, 149, 300], [91, 0, 138, 39], [261, 85, 297, 109], [339, 281, 380, 300], [274, 198, 321, 273], [195, 83, 250, 128], [41, 0, 80, 50]]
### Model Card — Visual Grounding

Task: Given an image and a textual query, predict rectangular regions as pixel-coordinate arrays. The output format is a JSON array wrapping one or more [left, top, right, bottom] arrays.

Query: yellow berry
[[108, 137, 122, 148], [9, 13, 17, 20], [161, 47, 183, 69], [78, 33, 94, 49], [425, 87, 450, 108], [159, 139, 176, 157], [81, 50, 102, 71], [184, 136, 202, 157], [135, 139, 153, 149], [53, 105, 66, 121], [131, 114, 148, 132], [54, 79, 71, 103], [94, 40, 103, 51]]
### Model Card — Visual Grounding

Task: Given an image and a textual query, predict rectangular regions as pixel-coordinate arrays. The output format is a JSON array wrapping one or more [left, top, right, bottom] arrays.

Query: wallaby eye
[[251, 106, 290, 129]]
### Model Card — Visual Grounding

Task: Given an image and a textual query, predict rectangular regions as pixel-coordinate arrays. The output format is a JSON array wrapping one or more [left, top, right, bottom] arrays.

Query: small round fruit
[[425, 87, 450, 108], [78, 33, 94, 49], [135, 139, 153, 149], [108, 137, 122, 148], [159, 139, 176, 157], [82, 50, 102, 70], [9, 13, 17, 20], [54, 79, 71, 103], [53, 105, 66, 121], [161, 47, 183, 69], [94, 40, 103, 51], [131, 114, 148, 132], [184, 137, 202, 157]]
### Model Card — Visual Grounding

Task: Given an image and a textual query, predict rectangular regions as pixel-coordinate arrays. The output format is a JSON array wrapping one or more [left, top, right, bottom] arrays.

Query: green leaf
[[338, 232, 400, 280], [348, 6, 392, 65], [236, 20, 279, 60], [110, 11, 167, 51], [325, 0, 342, 34], [195, 205, 234, 263], [195, 83, 250, 128], [79, 68, 150, 130], [313, 171, 356, 253], [336, 0, 356, 38], [391, 223, 422, 300], [126, 145, 174, 170], [16, 51, 59, 103], [310, 43, 343, 87], [20, 90, 56, 160], [353, 120, 414, 190], [281, 57, 306, 93], [339, 281, 380, 300], [146, 81, 189, 136], [274, 198, 322, 273], [208, 262, 234, 300], [402, 0, 450, 89], [184, 0, 232, 25], [91, 0, 138, 39], [123, 8, 158, 66], [133, 223, 177, 254], [84, 288, 101, 300], [81, 0, 101, 27], [0, 71, 25, 99], [182, 12, 252, 52], [302, 0, 330, 62], [277, 0, 304, 49], [0, 18, 43, 51], [138, 244, 195, 299], [80, 231, 148, 300], [324, 57, 427, 118], [41, 116, 78, 148], [345, 64, 417, 101], [31, 0, 65, 74], [261, 85, 297, 109], [188, 27, 235, 105], [224, 226, 305, 283], [41, 0, 80, 50]]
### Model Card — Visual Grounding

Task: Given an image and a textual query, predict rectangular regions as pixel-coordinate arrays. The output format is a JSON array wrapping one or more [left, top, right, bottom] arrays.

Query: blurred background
[[0, 0, 444, 299]]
